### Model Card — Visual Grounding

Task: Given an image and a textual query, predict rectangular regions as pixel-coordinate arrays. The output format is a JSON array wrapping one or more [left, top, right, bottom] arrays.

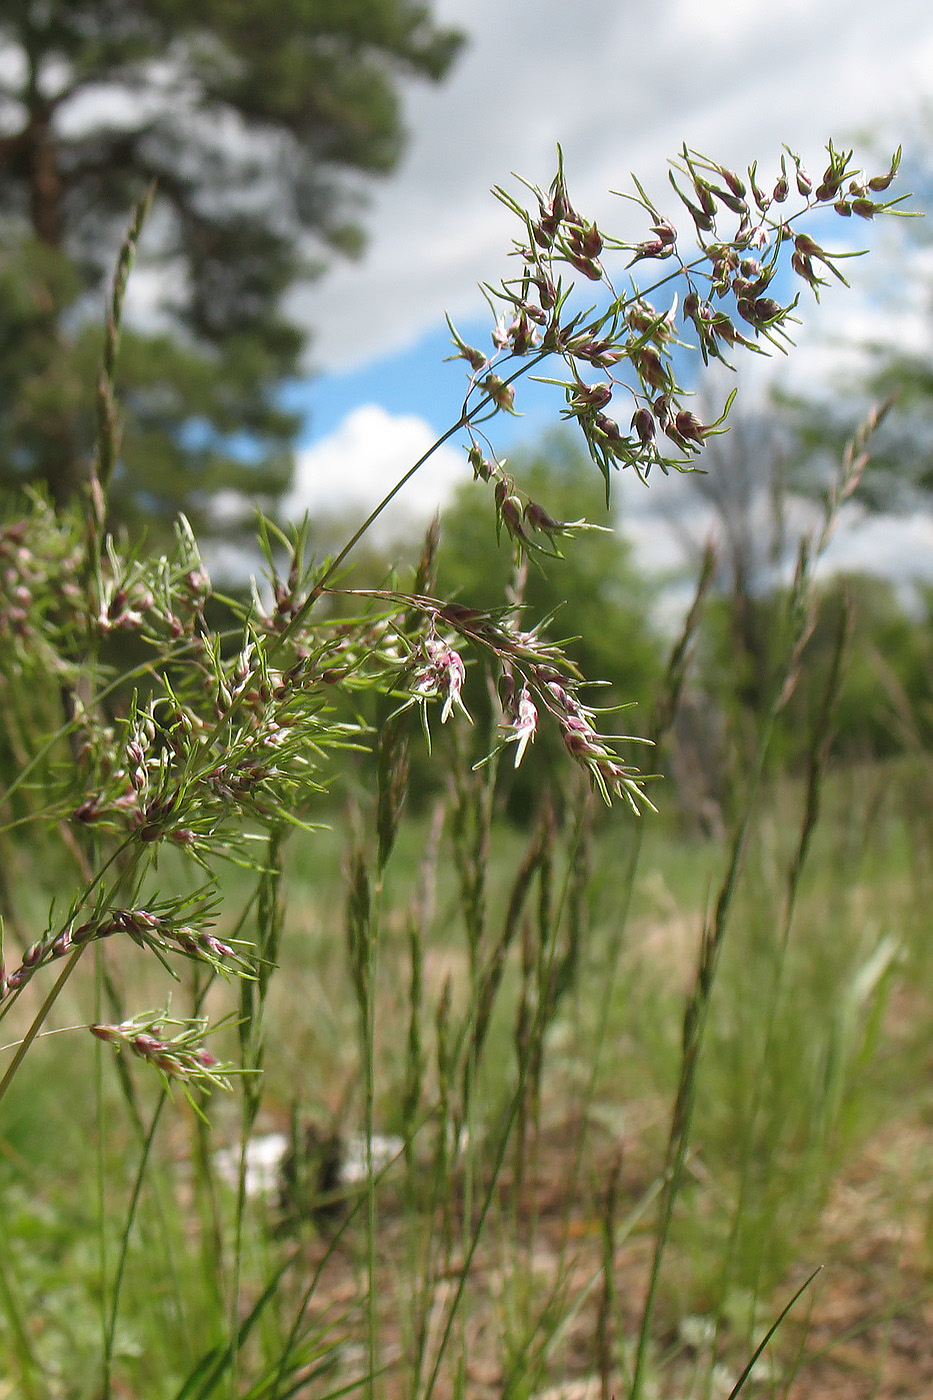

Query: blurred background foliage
[[0, 0, 463, 537]]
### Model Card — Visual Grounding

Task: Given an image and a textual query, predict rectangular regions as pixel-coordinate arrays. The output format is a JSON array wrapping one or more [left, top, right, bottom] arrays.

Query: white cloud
[[285, 404, 466, 537], [818, 506, 933, 587]]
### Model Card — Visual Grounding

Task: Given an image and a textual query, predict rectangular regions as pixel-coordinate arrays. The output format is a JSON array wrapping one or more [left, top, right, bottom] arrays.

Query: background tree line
[[0, 0, 462, 536]]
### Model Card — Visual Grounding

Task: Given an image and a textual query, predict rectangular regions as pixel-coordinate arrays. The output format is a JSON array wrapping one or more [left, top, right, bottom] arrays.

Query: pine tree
[[0, 0, 462, 536]]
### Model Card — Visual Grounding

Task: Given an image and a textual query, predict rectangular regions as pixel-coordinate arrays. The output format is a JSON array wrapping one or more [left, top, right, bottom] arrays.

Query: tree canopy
[[0, 0, 462, 533]]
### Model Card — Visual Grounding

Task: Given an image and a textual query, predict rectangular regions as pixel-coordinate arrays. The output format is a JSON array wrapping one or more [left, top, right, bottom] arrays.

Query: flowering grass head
[[90, 1009, 239, 1103]]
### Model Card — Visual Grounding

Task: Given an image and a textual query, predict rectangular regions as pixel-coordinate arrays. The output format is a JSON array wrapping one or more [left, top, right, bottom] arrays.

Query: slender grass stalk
[[0, 948, 84, 1106], [628, 708, 776, 1400], [96, 185, 155, 489], [546, 542, 716, 1337], [103, 1092, 168, 1388], [596, 1148, 624, 1400], [712, 594, 851, 1345], [101, 957, 229, 1393], [230, 825, 287, 1399], [629, 402, 892, 1400], [363, 896, 380, 1400], [345, 837, 380, 1399], [96, 947, 112, 1399], [400, 804, 443, 1395], [724, 1267, 822, 1399], [420, 1067, 530, 1400]]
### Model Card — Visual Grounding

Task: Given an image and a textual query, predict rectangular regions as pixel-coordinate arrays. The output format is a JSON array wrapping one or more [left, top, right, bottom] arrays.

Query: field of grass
[[4, 139, 928, 1400], [1, 750, 929, 1400]]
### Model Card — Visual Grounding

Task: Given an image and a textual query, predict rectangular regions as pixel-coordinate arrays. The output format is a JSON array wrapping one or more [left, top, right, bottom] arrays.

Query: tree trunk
[[25, 120, 85, 511], [27, 104, 64, 249]]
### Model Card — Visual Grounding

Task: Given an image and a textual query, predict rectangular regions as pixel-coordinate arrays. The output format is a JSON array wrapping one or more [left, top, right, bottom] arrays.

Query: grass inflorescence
[[0, 144, 928, 1400]]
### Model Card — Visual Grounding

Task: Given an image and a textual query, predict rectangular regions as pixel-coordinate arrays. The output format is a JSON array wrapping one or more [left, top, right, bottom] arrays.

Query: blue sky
[[269, 0, 933, 581]]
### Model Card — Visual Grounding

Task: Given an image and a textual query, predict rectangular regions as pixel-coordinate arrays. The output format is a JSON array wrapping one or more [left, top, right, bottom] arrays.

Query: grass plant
[[0, 141, 929, 1400]]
